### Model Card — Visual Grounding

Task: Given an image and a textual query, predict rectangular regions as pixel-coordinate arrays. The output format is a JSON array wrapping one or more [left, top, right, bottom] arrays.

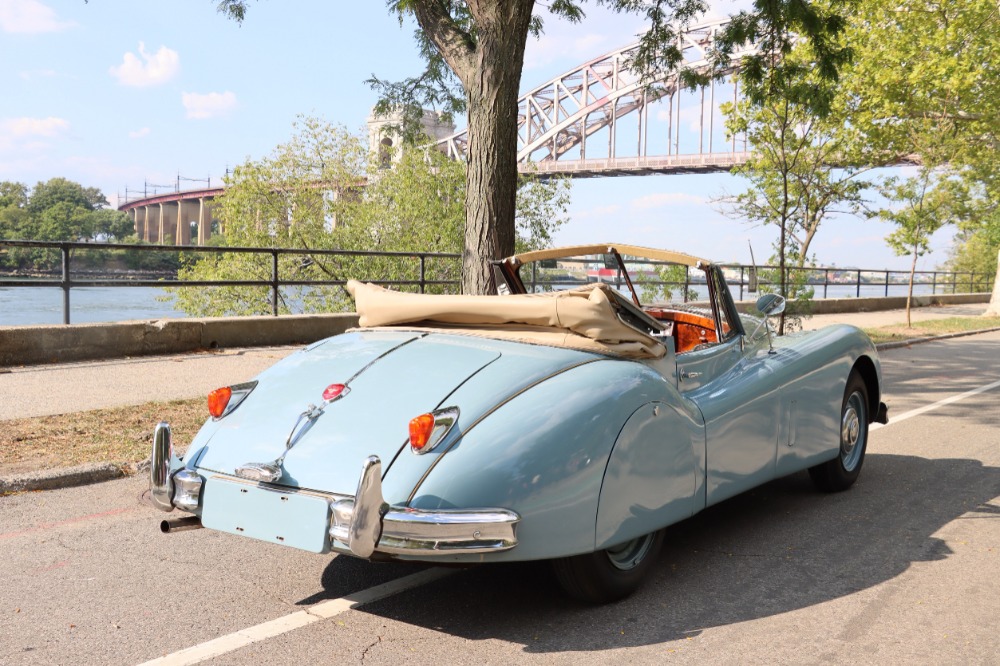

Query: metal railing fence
[[0, 239, 994, 325], [0, 240, 461, 324]]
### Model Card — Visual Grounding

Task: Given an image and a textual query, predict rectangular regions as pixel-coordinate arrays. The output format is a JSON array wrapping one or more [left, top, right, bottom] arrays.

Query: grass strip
[[863, 316, 1000, 344], [0, 398, 206, 478]]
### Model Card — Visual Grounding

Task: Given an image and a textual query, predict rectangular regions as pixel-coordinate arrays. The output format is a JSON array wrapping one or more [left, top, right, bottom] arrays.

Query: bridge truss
[[436, 19, 758, 178]]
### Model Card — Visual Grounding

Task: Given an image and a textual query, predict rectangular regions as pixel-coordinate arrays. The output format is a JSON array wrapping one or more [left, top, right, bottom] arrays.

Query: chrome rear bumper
[[329, 456, 520, 558], [150, 422, 519, 557]]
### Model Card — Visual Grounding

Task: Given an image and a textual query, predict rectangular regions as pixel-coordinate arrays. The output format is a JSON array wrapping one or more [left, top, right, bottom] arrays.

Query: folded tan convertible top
[[346, 280, 664, 359]]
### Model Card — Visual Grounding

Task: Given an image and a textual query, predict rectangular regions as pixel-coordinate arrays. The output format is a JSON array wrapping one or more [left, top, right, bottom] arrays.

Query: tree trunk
[[986, 248, 1000, 317], [462, 62, 522, 294], [407, 0, 533, 295], [906, 243, 918, 328]]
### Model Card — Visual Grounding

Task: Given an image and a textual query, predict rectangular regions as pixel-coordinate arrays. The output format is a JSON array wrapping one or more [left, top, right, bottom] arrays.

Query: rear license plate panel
[[200, 476, 331, 553]]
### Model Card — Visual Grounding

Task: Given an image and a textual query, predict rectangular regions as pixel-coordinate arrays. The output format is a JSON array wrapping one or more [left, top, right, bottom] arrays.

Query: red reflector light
[[208, 387, 232, 418], [409, 413, 435, 450], [322, 383, 347, 402]]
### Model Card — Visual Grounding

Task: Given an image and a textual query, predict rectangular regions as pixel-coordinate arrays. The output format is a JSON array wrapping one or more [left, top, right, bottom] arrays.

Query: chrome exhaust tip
[[160, 516, 203, 533]]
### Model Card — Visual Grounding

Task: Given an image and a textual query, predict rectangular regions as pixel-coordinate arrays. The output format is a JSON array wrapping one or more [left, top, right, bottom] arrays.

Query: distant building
[[366, 108, 455, 167]]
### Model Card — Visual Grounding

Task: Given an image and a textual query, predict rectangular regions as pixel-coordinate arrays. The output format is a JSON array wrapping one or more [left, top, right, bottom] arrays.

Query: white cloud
[[182, 91, 238, 119], [0, 0, 74, 34], [18, 68, 57, 81], [1, 115, 69, 138], [110, 42, 179, 87], [0, 116, 69, 153], [630, 192, 705, 210], [128, 127, 151, 139]]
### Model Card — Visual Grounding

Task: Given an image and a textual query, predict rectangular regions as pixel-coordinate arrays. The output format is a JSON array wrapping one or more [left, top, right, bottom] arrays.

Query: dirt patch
[[0, 398, 206, 478]]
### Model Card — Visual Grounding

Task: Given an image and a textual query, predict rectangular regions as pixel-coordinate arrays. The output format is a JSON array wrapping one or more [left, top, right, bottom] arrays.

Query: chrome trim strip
[[378, 507, 519, 555], [150, 422, 176, 512]]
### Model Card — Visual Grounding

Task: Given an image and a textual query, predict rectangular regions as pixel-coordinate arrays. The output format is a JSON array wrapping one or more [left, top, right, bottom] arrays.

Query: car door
[[677, 269, 784, 506]]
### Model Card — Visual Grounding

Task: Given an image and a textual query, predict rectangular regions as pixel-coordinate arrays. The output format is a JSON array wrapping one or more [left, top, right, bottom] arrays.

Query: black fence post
[[824, 269, 829, 298], [884, 270, 889, 297], [739, 266, 744, 301], [61, 243, 71, 325], [419, 255, 426, 293], [856, 270, 861, 298], [271, 250, 279, 316]]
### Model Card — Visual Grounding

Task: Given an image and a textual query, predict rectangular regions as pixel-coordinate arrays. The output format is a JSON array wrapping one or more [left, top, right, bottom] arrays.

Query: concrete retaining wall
[[0, 293, 988, 368], [0, 313, 359, 367]]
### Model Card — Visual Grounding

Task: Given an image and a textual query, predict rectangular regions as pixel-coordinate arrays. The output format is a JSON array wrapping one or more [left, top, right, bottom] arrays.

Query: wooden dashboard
[[644, 308, 719, 354]]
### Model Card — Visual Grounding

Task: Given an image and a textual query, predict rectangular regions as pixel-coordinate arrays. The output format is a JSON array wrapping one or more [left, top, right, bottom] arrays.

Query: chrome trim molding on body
[[330, 455, 520, 557]]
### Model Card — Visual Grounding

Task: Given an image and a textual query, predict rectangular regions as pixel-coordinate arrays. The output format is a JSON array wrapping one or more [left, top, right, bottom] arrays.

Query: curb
[[3, 326, 999, 495], [874, 326, 1000, 351], [0, 461, 134, 494]]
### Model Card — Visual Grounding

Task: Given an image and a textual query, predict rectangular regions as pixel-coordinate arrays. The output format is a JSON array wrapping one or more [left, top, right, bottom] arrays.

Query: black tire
[[551, 530, 664, 603], [809, 371, 869, 492]]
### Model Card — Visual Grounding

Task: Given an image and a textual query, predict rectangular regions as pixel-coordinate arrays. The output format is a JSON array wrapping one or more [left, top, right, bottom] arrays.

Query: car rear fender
[[595, 395, 705, 551], [402, 359, 678, 563]]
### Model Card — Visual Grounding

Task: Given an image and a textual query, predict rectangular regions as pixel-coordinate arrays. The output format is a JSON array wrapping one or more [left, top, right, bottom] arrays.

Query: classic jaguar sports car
[[150, 243, 888, 603]]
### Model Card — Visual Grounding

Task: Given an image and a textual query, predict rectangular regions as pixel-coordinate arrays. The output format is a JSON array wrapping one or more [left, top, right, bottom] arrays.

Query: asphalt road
[[2, 332, 998, 665]]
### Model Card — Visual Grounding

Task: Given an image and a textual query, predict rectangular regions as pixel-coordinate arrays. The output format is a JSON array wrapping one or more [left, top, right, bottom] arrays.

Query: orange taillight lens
[[208, 386, 232, 419], [408, 413, 436, 450]]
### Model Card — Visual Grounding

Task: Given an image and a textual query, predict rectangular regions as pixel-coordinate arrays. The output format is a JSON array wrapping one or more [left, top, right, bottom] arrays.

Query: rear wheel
[[551, 530, 664, 603], [809, 371, 869, 492]]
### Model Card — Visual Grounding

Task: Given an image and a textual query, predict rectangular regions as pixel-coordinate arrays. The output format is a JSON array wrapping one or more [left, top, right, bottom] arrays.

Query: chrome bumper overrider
[[329, 456, 521, 558], [150, 423, 519, 557]]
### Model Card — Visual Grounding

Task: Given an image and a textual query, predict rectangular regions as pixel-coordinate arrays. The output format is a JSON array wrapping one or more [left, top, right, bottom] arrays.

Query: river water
[[0, 282, 951, 327], [0, 286, 184, 326]]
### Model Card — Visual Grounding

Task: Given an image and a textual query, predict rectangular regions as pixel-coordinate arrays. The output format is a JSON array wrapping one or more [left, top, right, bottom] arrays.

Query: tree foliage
[[171, 117, 569, 317], [720, 41, 871, 333], [841, 0, 1000, 301], [873, 170, 958, 326], [0, 178, 134, 270]]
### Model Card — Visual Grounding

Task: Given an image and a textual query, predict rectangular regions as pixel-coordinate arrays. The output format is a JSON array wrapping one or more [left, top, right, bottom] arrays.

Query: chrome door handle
[[681, 371, 702, 380]]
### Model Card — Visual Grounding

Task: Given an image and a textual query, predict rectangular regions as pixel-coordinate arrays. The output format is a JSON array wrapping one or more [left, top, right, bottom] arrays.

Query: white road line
[[139, 567, 453, 666], [871, 377, 1000, 432]]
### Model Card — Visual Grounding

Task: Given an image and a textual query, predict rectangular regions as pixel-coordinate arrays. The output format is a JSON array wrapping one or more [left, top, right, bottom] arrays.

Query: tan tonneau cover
[[346, 280, 664, 359]]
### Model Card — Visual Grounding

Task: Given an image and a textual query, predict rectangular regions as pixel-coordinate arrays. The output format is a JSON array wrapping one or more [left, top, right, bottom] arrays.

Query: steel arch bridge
[[435, 18, 758, 178]]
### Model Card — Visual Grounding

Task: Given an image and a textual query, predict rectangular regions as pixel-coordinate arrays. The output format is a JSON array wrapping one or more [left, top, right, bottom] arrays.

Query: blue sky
[[0, 0, 952, 270]]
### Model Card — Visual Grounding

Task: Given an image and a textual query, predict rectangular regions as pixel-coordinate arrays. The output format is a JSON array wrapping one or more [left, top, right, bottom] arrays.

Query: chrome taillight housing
[[208, 381, 257, 420], [408, 406, 460, 454]]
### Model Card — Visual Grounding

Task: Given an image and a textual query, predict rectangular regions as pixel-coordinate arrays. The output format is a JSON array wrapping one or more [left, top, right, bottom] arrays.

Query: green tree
[[721, 40, 872, 333], [839, 0, 1000, 305], [216, 0, 854, 295], [27, 177, 106, 216], [0, 181, 29, 209], [874, 170, 957, 327], [170, 118, 569, 316]]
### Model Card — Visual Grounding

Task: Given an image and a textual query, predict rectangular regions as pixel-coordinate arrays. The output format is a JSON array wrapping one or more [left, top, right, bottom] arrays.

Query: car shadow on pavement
[[312, 452, 1000, 653]]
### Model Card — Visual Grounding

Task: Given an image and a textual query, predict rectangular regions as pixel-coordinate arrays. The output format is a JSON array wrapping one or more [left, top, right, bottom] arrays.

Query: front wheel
[[551, 530, 664, 603], [809, 371, 869, 492]]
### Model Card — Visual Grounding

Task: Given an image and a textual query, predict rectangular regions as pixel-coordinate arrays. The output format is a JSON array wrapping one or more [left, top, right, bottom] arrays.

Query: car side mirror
[[755, 293, 786, 317], [750, 294, 785, 354]]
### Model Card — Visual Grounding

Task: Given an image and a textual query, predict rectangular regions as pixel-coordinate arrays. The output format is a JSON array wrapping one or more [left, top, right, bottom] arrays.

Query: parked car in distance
[[150, 243, 888, 603]]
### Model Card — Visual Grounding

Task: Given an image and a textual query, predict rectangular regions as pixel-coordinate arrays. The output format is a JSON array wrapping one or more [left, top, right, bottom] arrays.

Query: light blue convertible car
[[150, 244, 887, 602]]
